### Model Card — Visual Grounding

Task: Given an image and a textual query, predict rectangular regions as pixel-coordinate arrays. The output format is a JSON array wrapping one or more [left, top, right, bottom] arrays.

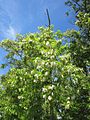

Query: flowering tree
[[0, 26, 88, 120]]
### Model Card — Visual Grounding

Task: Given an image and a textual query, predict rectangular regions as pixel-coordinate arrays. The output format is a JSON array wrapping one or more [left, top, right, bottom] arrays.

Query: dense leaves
[[64, 0, 90, 119], [0, 27, 89, 119], [65, 0, 90, 74], [0, 0, 90, 119]]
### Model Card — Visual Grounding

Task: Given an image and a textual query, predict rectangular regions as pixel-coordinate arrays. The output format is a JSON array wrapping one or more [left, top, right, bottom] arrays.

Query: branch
[[46, 9, 51, 28]]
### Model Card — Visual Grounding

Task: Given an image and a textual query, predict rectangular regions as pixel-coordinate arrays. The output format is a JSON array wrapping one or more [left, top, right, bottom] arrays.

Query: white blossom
[[16, 76, 18, 79], [34, 74, 38, 79], [41, 61, 45, 65], [75, 20, 79, 25], [25, 72, 28, 75], [20, 77, 22, 80], [29, 39, 33, 42], [24, 107, 28, 110], [47, 52, 50, 55], [31, 70, 34, 74], [46, 62, 49, 66], [41, 51, 44, 54], [48, 85, 55, 90], [65, 102, 70, 109], [84, 13, 87, 17], [67, 97, 70, 100], [43, 95, 46, 99], [50, 55, 54, 59], [67, 101, 70, 104], [18, 96, 23, 99], [48, 96, 52, 101], [42, 88, 47, 92], [61, 74, 64, 78], [51, 62, 56, 67], [22, 39, 26, 42], [34, 79, 37, 83], [45, 72, 49, 76], [37, 65, 41, 69], [46, 41, 49, 46]]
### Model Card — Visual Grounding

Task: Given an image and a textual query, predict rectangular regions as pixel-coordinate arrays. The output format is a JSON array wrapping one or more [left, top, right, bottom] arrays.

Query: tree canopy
[[0, 0, 90, 120]]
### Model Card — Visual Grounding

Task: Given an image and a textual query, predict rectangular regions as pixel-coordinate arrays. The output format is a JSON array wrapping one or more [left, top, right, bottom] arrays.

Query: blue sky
[[0, 0, 76, 74]]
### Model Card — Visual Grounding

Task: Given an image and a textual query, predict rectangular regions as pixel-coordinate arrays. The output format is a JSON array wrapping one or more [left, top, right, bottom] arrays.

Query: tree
[[65, 0, 90, 14], [0, 26, 88, 119], [65, 0, 90, 74], [64, 0, 90, 119]]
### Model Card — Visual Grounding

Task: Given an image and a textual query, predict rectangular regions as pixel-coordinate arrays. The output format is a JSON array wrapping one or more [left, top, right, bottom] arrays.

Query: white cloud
[[5, 26, 17, 40], [0, 0, 21, 40]]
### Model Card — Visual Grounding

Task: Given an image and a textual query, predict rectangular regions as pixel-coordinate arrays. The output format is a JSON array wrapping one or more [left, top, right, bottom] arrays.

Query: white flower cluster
[[48, 85, 55, 90], [50, 55, 54, 59], [22, 39, 26, 42], [37, 65, 41, 69], [48, 96, 52, 101], [42, 94, 52, 101], [31, 70, 34, 75], [34, 79, 37, 83], [20, 77, 23, 80], [34, 57, 41, 64], [75, 20, 80, 25], [18, 96, 24, 99], [43, 94, 46, 99], [42, 85, 55, 93], [65, 100, 70, 109], [41, 61, 45, 65], [29, 39, 33, 42], [46, 41, 50, 46], [45, 72, 49, 76], [51, 62, 56, 67], [41, 51, 44, 55], [34, 74, 39, 79], [24, 107, 28, 110], [84, 13, 88, 17], [50, 49, 54, 54], [42, 88, 47, 92]]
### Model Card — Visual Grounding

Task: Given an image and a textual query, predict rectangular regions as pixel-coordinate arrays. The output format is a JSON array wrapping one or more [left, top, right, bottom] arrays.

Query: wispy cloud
[[0, 7, 17, 39], [0, 0, 21, 40], [5, 26, 17, 40]]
